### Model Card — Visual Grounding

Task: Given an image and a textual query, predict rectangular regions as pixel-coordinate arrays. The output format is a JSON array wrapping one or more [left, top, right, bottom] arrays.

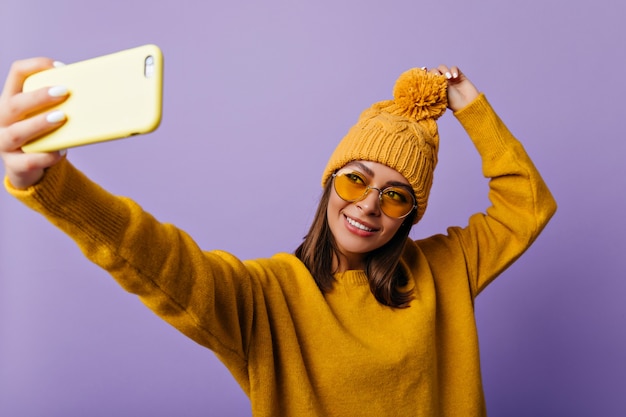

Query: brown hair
[[295, 180, 416, 308]]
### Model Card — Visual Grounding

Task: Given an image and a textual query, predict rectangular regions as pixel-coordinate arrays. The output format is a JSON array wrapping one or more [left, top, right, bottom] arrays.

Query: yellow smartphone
[[22, 44, 163, 153]]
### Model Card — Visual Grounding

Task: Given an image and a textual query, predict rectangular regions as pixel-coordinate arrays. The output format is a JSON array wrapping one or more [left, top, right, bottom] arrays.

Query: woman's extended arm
[[1, 58, 255, 369]]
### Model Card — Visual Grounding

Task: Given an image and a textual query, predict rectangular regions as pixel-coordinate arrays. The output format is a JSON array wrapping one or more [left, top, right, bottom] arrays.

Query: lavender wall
[[1, 0, 624, 416]]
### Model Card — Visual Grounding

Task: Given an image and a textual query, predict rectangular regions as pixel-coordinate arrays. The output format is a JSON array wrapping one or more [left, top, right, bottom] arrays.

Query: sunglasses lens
[[334, 172, 368, 201], [380, 188, 414, 218]]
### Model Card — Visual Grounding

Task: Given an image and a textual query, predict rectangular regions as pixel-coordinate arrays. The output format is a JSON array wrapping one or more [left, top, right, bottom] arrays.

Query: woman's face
[[327, 160, 411, 271]]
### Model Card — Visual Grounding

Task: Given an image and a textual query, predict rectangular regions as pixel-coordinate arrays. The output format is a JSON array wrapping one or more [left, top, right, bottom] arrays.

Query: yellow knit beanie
[[321, 68, 448, 223]]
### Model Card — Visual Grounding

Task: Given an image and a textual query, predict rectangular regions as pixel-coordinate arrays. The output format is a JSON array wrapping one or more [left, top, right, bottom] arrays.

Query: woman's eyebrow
[[347, 161, 375, 177], [345, 161, 412, 190], [387, 181, 412, 190]]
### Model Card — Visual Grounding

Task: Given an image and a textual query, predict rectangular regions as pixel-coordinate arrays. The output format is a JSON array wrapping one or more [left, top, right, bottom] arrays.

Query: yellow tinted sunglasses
[[332, 169, 416, 219]]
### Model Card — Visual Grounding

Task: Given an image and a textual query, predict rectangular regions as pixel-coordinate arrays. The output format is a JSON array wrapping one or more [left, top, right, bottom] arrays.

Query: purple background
[[1, 0, 624, 416]]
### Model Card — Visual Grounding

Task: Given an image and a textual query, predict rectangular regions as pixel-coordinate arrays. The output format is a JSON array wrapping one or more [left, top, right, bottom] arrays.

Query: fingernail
[[445, 72, 452, 79], [59, 149, 67, 157], [48, 86, 69, 97], [46, 110, 66, 123], [53, 61, 66, 68], [452, 72, 458, 78]]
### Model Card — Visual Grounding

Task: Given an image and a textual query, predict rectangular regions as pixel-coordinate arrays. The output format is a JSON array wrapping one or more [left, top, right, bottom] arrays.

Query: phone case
[[21, 44, 163, 153]]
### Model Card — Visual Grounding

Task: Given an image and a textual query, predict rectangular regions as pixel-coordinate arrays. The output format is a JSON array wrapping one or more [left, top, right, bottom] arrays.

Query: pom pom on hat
[[321, 68, 448, 223], [391, 68, 448, 121]]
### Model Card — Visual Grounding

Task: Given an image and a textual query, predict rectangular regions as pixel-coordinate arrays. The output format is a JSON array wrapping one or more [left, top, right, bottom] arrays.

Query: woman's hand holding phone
[[0, 58, 69, 189], [1, 44, 163, 189]]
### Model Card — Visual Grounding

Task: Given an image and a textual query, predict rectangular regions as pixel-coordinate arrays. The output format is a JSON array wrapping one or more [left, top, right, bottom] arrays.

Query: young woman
[[0, 59, 556, 416]]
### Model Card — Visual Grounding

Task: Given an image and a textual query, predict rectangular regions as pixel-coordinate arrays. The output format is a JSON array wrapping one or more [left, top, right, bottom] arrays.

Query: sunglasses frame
[[332, 169, 417, 219]]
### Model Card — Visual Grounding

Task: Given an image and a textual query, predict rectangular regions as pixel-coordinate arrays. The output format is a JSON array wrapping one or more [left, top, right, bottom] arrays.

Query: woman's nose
[[356, 188, 381, 216]]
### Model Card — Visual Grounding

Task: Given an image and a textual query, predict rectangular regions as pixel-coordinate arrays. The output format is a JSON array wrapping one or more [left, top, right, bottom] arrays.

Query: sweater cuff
[[453, 93, 514, 161], [5, 158, 68, 201], [5, 158, 129, 247]]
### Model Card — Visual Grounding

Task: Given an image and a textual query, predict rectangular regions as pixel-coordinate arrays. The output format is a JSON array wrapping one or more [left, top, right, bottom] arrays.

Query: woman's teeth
[[346, 216, 374, 232]]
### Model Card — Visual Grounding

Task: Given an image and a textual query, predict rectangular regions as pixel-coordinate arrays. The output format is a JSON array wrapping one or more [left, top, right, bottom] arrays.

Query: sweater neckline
[[334, 270, 369, 287]]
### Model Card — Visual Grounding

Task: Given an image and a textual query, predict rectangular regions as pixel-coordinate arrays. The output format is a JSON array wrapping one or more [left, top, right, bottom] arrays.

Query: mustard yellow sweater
[[6, 94, 556, 416]]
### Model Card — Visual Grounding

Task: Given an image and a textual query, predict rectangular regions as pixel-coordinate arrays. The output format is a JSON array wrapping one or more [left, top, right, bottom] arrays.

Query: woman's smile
[[344, 214, 379, 234]]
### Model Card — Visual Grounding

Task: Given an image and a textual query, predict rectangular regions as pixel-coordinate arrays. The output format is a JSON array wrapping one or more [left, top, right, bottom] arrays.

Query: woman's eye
[[346, 173, 365, 184], [385, 190, 408, 203]]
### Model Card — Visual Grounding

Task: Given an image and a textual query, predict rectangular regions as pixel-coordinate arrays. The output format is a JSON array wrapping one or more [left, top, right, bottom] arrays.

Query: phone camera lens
[[144, 55, 155, 78]]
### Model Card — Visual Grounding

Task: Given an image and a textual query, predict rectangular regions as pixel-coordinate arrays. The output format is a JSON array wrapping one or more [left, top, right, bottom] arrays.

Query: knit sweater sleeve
[[4, 162, 254, 376], [420, 94, 557, 297]]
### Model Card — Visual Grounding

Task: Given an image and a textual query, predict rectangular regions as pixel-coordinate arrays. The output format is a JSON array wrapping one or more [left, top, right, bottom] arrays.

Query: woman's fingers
[[1, 85, 69, 126], [3, 149, 66, 190], [0, 57, 69, 152], [1, 58, 57, 98], [0, 57, 69, 189], [430, 65, 461, 80], [0, 109, 67, 152]]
